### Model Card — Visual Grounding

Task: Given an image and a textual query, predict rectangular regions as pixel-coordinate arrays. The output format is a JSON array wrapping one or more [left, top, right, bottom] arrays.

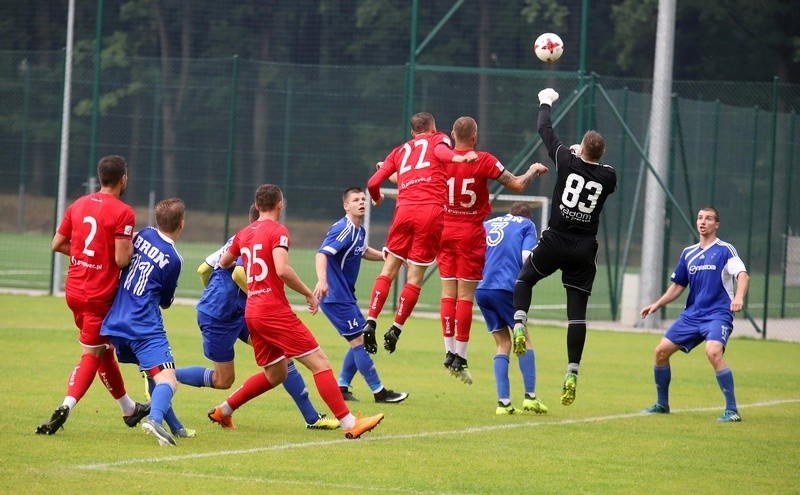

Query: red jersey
[[368, 131, 452, 207], [444, 150, 504, 224], [58, 192, 135, 304], [228, 219, 292, 316]]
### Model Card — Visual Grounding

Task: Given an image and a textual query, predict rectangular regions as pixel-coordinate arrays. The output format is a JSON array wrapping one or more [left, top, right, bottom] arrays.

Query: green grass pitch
[[0, 293, 798, 494]]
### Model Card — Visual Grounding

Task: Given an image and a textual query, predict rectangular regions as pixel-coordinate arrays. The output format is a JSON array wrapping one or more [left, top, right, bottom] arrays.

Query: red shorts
[[437, 222, 486, 280], [65, 293, 113, 347], [384, 204, 444, 265], [245, 307, 320, 367]]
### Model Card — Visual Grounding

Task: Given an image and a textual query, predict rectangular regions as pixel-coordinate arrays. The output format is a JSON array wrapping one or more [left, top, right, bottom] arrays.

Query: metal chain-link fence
[[1, 51, 798, 338]]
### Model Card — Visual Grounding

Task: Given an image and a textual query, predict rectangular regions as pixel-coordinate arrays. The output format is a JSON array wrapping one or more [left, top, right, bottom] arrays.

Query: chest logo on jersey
[[689, 264, 716, 274], [134, 236, 171, 268]]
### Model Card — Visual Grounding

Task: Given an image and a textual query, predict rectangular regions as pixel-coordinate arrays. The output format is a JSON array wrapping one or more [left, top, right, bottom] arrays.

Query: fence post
[[709, 99, 721, 205], [17, 58, 30, 232], [87, 0, 105, 193], [223, 55, 239, 241], [147, 69, 161, 227], [780, 111, 796, 318], [761, 77, 780, 338]]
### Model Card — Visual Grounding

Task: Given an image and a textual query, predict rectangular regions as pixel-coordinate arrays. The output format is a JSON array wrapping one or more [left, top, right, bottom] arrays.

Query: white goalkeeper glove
[[538, 88, 559, 107]]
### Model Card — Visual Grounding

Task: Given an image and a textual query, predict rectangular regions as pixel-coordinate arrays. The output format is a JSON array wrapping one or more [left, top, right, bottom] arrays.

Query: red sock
[[66, 354, 101, 402], [395, 283, 421, 325], [97, 350, 127, 400], [313, 368, 349, 420], [227, 371, 273, 411], [368, 275, 392, 318], [440, 298, 456, 337], [455, 299, 474, 342]]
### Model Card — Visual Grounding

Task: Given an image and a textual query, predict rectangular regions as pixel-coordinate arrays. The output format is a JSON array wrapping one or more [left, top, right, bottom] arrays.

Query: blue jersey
[[671, 238, 747, 322], [318, 216, 367, 304], [196, 237, 246, 321], [477, 213, 538, 292], [101, 227, 183, 339]]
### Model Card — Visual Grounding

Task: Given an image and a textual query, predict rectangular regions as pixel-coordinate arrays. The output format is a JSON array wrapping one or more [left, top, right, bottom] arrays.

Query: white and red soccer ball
[[534, 33, 564, 63]]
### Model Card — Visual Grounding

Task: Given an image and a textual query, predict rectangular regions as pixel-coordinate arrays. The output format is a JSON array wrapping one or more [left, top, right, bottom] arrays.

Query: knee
[[653, 346, 671, 365], [213, 373, 235, 390], [705, 347, 724, 367]]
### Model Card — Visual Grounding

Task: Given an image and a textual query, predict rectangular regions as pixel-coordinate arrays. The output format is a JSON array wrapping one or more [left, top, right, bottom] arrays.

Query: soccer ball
[[533, 33, 564, 63]]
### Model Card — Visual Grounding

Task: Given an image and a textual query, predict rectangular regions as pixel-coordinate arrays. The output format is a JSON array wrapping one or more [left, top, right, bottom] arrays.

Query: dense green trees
[[3, 1, 797, 82]]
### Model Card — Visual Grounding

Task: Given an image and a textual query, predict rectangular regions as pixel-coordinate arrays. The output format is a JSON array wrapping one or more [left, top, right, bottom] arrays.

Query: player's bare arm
[[217, 249, 236, 269], [452, 150, 479, 163], [640, 283, 686, 319], [274, 246, 318, 314], [51, 232, 70, 256], [114, 238, 134, 268], [313, 252, 330, 300], [731, 271, 750, 312], [362, 246, 384, 262], [496, 163, 549, 193]]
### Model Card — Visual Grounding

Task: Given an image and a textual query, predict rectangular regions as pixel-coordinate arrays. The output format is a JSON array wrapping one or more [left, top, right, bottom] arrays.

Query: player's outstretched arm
[[496, 162, 549, 193], [640, 283, 685, 319]]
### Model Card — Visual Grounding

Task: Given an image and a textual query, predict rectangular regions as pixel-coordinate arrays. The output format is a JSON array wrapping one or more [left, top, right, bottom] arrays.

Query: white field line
[[87, 467, 474, 495], [77, 398, 799, 472]]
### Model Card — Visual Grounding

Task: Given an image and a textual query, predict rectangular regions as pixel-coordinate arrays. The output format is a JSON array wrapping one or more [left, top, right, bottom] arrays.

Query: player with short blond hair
[[438, 116, 547, 384]]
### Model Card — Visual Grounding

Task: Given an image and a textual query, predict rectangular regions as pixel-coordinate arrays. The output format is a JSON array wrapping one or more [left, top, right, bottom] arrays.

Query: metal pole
[[223, 55, 239, 241], [780, 112, 796, 318], [762, 77, 780, 338], [17, 58, 31, 232], [639, 0, 676, 328], [710, 99, 721, 205], [147, 69, 161, 227], [280, 74, 293, 226], [53, 0, 76, 295], [87, 0, 104, 193]]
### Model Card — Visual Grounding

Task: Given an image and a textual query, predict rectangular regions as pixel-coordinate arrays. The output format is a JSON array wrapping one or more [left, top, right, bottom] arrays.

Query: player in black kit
[[512, 88, 617, 407]]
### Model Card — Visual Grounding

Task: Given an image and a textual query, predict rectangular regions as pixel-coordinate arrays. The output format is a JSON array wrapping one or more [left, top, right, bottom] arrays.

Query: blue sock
[[176, 366, 214, 387], [716, 368, 737, 412], [282, 361, 320, 424], [494, 354, 510, 401], [146, 377, 180, 431], [518, 349, 536, 396], [149, 382, 174, 424], [338, 347, 358, 388], [654, 364, 671, 408], [352, 345, 382, 393]]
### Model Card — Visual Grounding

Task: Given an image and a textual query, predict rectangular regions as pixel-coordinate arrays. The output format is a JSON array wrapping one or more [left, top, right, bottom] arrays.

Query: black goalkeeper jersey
[[538, 105, 617, 237]]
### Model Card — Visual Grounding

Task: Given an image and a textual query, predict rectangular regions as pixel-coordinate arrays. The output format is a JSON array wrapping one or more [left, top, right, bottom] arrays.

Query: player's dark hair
[[581, 131, 605, 162], [698, 205, 719, 222], [155, 198, 185, 233], [343, 186, 363, 201], [248, 204, 259, 222], [452, 116, 477, 142], [97, 155, 127, 187], [410, 112, 436, 134], [509, 202, 532, 219], [255, 184, 282, 212]]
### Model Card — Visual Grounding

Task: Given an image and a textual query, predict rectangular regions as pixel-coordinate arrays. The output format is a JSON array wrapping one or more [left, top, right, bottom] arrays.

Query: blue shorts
[[109, 333, 174, 373], [664, 314, 734, 353], [197, 311, 250, 363], [475, 289, 514, 333], [320, 301, 366, 341]]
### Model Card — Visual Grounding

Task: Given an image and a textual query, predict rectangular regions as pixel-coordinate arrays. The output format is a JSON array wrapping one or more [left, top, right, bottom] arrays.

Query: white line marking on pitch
[[77, 398, 799, 472]]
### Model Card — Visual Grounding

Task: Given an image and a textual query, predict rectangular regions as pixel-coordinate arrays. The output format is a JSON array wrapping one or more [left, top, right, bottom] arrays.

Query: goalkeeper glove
[[538, 88, 559, 107]]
